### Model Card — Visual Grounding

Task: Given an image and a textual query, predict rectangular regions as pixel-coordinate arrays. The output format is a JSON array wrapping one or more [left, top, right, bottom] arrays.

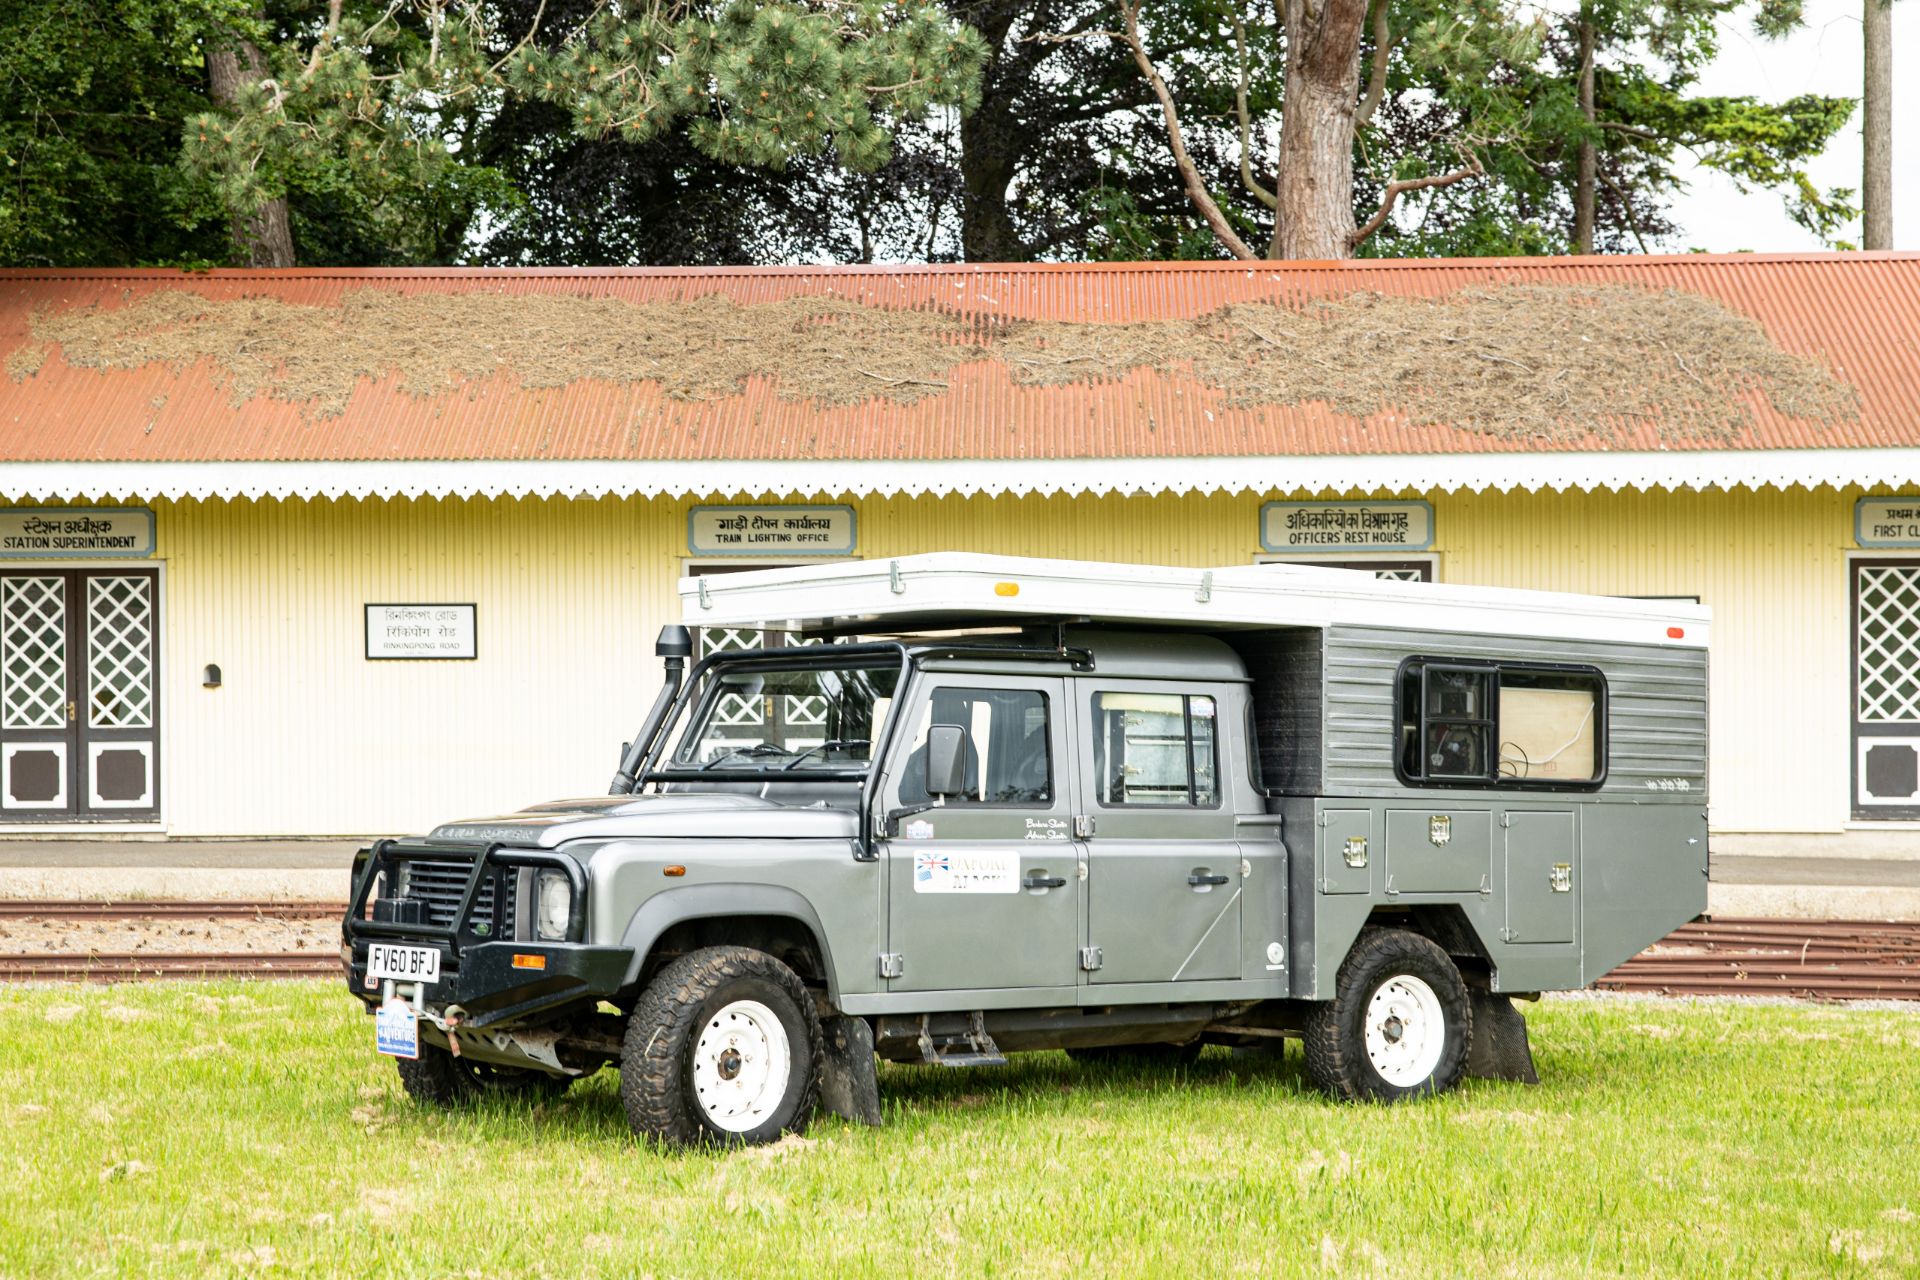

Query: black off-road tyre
[[1066, 1041, 1205, 1067], [1302, 928, 1472, 1103], [620, 945, 822, 1148], [394, 1043, 572, 1107]]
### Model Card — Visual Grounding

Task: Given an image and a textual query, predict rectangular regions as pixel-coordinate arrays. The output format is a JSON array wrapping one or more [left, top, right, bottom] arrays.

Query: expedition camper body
[[342, 555, 1709, 1145]]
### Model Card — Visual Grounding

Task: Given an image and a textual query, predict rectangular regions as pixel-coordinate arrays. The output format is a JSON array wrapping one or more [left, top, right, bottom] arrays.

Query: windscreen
[[671, 662, 899, 772]]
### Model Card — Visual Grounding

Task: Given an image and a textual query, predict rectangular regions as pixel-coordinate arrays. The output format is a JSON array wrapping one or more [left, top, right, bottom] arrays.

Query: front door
[[882, 674, 1081, 994], [0, 569, 159, 821], [1078, 682, 1242, 984], [1854, 559, 1920, 817]]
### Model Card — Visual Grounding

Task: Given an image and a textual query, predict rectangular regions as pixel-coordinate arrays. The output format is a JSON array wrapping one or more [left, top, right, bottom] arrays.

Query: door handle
[[1188, 873, 1230, 886], [1023, 874, 1067, 890]]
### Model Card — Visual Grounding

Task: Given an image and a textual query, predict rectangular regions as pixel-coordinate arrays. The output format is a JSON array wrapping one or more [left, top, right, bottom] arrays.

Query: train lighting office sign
[[1261, 500, 1434, 553], [688, 505, 857, 557], [0, 508, 155, 558], [365, 604, 478, 660]]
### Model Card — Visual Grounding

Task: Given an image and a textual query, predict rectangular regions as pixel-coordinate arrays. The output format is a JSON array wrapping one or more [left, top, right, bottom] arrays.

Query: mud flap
[[817, 1014, 883, 1126], [1464, 990, 1540, 1085]]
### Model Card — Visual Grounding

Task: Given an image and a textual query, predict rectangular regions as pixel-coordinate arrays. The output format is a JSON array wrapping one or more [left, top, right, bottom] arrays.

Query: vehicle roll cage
[[626, 628, 1095, 860]]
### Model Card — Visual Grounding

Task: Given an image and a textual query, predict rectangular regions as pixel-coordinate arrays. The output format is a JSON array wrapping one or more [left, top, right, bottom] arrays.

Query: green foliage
[[1354, 0, 1857, 254], [0, 0, 250, 266], [181, 0, 988, 221]]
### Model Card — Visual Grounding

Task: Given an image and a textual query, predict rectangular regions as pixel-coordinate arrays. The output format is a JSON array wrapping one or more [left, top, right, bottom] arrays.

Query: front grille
[[402, 858, 517, 933]]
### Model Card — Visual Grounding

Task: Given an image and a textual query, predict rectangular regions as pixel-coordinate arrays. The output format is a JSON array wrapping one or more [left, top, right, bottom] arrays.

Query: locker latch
[[1550, 863, 1573, 893]]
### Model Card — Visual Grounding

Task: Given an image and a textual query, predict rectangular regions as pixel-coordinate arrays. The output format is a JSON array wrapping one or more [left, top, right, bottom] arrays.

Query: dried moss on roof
[[10, 282, 1857, 443]]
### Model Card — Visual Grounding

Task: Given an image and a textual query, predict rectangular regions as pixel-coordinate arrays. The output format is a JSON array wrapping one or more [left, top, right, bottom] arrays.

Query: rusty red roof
[[1, 254, 1916, 471]]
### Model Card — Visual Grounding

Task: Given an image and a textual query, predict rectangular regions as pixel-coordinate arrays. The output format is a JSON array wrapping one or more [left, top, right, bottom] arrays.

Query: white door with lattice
[[1855, 559, 1920, 818], [0, 569, 159, 821]]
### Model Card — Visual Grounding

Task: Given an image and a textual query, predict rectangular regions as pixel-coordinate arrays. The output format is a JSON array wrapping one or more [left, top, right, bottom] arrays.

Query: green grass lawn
[[1, 983, 1915, 1278]]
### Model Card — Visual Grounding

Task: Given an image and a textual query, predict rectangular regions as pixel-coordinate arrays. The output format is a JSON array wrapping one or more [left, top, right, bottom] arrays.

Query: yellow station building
[[1, 255, 1916, 858]]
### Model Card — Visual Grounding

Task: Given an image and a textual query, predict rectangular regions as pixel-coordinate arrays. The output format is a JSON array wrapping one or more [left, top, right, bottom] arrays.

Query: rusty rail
[[1597, 917, 1920, 1001], [0, 900, 344, 922], [0, 952, 340, 982]]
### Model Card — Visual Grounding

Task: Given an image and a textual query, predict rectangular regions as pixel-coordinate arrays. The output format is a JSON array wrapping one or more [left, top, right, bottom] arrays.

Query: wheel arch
[[1365, 904, 1495, 984], [617, 885, 840, 1005]]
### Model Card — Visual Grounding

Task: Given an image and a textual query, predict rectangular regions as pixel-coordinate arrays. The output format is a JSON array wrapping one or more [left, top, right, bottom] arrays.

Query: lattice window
[[87, 576, 153, 729], [1859, 564, 1920, 724], [2, 577, 66, 730], [1375, 568, 1426, 582], [699, 626, 765, 728]]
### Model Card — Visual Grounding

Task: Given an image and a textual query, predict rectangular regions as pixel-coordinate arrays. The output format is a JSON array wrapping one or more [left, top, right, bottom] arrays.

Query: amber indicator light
[[993, 581, 1020, 597], [511, 954, 547, 971], [1667, 626, 1685, 639], [663, 865, 687, 877]]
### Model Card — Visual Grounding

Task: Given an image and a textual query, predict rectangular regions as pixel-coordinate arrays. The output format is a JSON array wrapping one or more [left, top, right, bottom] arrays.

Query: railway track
[[1596, 918, 1920, 1001], [0, 952, 340, 982], [0, 908, 1915, 999], [0, 899, 345, 921]]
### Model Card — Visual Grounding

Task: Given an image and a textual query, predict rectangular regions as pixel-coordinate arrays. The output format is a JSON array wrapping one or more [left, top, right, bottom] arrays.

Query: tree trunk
[[960, 102, 1026, 261], [207, 39, 296, 267], [1272, 0, 1370, 259], [957, 0, 1028, 262], [1574, 13, 1596, 254], [1862, 0, 1893, 250]]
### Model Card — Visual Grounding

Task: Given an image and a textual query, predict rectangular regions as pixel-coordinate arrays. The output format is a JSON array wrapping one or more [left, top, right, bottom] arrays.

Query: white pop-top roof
[[679, 553, 1711, 650]]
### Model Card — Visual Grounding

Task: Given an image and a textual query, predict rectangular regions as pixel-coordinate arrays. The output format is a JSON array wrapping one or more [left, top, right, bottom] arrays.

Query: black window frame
[[1088, 690, 1223, 810], [1393, 656, 1609, 792]]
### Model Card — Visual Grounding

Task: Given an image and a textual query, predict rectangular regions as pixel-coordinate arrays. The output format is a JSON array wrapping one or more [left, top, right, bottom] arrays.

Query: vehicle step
[[914, 1011, 1006, 1068], [931, 1050, 1009, 1068]]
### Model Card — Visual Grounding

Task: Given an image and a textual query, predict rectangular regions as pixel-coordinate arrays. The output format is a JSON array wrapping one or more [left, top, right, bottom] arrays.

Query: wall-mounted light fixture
[[203, 664, 222, 689]]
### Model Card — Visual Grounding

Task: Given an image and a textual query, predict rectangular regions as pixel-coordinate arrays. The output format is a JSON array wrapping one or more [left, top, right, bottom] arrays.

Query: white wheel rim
[[691, 999, 792, 1133], [1362, 974, 1447, 1088]]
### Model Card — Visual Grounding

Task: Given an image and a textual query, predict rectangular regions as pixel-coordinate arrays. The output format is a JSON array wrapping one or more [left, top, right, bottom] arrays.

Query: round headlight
[[534, 869, 572, 942]]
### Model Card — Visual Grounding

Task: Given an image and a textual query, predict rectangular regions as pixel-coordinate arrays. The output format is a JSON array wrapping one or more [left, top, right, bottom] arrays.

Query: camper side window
[[1397, 659, 1605, 788]]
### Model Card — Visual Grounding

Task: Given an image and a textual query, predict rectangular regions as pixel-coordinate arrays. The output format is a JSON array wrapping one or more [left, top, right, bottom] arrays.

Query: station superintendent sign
[[0, 508, 154, 558], [365, 604, 478, 660], [688, 505, 857, 557], [1857, 497, 1920, 548], [1261, 500, 1434, 553]]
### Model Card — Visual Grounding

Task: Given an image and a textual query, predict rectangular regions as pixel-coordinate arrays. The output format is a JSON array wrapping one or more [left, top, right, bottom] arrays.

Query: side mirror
[[925, 724, 967, 798]]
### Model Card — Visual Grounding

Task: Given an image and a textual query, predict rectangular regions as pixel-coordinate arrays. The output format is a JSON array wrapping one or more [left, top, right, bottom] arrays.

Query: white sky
[[1666, 0, 1916, 251]]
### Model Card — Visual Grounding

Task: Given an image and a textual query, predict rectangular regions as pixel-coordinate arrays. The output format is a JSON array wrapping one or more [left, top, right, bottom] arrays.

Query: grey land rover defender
[[343, 587, 1708, 1146]]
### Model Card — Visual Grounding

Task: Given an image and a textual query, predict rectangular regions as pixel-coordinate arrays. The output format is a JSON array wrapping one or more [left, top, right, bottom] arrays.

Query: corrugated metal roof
[[2, 254, 1916, 468]]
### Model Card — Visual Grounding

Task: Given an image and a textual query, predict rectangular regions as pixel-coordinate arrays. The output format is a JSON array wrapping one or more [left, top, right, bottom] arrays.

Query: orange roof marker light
[[994, 581, 1021, 597]]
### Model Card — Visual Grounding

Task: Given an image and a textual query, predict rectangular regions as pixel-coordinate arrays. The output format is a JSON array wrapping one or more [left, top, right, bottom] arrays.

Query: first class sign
[[1858, 497, 1920, 547], [0, 508, 154, 558]]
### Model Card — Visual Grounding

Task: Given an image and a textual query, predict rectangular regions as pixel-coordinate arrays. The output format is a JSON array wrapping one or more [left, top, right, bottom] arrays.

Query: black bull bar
[[342, 839, 626, 1030]]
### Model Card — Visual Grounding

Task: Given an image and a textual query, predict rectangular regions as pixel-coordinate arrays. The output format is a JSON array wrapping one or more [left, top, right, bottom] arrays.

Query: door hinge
[[1074, 814, 1096, 839], [1079, 945, 1103, 972], [878, 953, 905, 979]]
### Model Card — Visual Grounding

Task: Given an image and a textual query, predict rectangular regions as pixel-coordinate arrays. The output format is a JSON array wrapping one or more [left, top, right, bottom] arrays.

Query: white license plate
[[366, 943, 441, 984]]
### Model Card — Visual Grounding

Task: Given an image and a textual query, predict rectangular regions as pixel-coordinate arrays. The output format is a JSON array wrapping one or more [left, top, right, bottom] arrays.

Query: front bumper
[[343, 938, 631, 1028], [342, 837, 630, 1029]]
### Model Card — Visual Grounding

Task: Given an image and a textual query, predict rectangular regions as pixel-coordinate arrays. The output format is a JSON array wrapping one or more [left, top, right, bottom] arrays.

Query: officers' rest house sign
[[1261, 500, 1434, 553], [688, 505, 857, 557], [1858, 497, 1920, 547], [0, 508, 155, 558], [365, 604, 478, 660]]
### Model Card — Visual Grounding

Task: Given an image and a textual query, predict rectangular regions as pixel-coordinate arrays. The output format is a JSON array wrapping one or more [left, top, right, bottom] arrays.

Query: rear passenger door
[[1078, 681, 1242, 985]]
